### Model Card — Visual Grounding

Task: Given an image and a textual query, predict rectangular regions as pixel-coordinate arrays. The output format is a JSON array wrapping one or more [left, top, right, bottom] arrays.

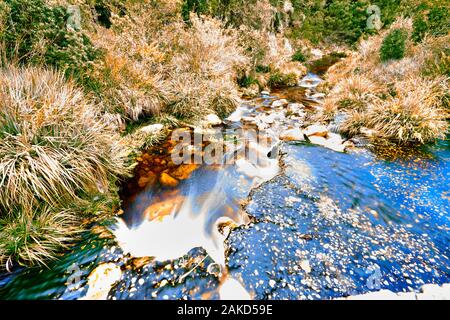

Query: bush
[[0, 66, 130, 212], [292, 50, 307, 62], [412, 5, 450, 42], [380, 28, 408, 62], [0, 0, 100, 83], [290, 0, 371, 44], [268, 71, 297, 87]]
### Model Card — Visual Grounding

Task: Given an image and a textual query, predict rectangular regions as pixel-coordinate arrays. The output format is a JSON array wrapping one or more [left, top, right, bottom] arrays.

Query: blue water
[[227, 139, 450, 299], [0, 119, 448, 299]]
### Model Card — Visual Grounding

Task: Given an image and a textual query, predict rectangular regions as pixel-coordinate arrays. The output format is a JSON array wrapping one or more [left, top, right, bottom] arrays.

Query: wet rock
[[418, 283, 450, 300], [280, 128, 305, 142], [272, 99, 289, 108], [261, 91, 270, 96], [159, 173, 179, 188], [324, 133, 346, 153], [108, 248, 220, 300], [170, 164, 199, 180], [144, 194, 185, 220], [137, 123, 164, 135], [304, 124, 328, 137], [287, 103, 305, 116], [138, 171, 157, 188], [204, 114, 222, 126], [81, 263, 122, 300], [308, 135, 328, 147]]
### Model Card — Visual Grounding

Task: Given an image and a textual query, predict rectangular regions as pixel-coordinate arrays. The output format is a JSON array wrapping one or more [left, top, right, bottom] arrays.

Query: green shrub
[[412, 5, 450, 42], [290, 0, 371, 44], [182, 0, 209, 23], [237, 74, 259, 88], [380, 28, 408, 62], [0, 0, 100, 83], [292, 50, 307, 62], [268, 71, 297, 88]]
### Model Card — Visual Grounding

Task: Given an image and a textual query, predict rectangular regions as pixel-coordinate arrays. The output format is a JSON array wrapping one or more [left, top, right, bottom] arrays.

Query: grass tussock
[[0, 206, 79, 268], [0, 65, 130, 266], [321, 17, 449, 145]]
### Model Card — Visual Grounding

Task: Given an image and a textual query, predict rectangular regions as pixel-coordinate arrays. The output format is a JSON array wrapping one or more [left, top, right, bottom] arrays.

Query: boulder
[[280, 128, 305, 142], [272, 99, 289, 108], [287, 103, 304, 116], [304, 124, 328, 137], [159, 172, 179, 188], [308, 135, 328, 147], [204, 114, 222, 126], [137, 123, 164, 135]]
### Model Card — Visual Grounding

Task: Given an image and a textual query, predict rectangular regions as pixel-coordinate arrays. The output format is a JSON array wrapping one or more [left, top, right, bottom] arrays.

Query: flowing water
[[0, 73, 448, 300]]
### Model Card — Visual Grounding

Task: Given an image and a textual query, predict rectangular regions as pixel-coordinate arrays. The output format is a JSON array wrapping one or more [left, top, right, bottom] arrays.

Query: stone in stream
[[307, 134, 346, 153], [304, 124, 328, 137], [280, 128, 305, 142], [287, 103, 305, 117], [159, 172, 179, 188], [80, 263, 122, 300], [204, 114, 223, 126], [271, 99, 289, 108]]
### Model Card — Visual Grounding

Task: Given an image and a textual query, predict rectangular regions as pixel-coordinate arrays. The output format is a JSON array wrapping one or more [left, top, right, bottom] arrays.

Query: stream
[[0, 73, 448, 300]]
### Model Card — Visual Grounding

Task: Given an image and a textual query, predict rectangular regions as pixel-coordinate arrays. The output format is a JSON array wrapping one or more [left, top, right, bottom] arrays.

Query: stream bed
[[0, 75, 448, 300]]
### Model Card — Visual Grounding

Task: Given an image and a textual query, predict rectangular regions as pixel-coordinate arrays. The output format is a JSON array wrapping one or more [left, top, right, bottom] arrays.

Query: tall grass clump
[[321, 17, 449, 145], [0, 66, 130, 266]]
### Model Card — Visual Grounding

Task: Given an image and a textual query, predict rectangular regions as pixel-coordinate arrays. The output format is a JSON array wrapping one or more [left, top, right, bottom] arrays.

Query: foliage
[[380, 28, 408, 62], [412, 4, 450, 42], [0, 0, 100, 83]]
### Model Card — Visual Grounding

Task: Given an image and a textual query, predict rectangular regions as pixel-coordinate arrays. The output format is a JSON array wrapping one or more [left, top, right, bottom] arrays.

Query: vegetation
[[0, 0, 448, 268], [380, 28, 408, 62], [0, 66, 130, 266], [321, 17, 449, 144]]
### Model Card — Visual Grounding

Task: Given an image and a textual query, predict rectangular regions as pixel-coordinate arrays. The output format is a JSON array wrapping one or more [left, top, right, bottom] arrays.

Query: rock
[[81, 263, 122, 300], [144, 194, 185, 220], [159, 172, 179, 188], [170, 164, 199, 180], [287, 103, 304, 116], [308, 133, 346, 152], [300, 260, 311, 274], [261, 91, 270, 96], [280, 128, 305, 141], [308, 135, 328, 147], [137, 123, 164, 135], [325, 133, 345, 153], [138, 172, 157, 188], [343, 290, 403, 300], [204, 114, 222, 126], [272, 99, 289, 108], [418, 284, 450, 300], [304, 124, 328, 137], [227, 108, 245, 122]]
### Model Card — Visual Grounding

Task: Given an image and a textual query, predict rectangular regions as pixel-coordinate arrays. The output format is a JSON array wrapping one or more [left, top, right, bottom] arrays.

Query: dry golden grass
[[0, 65, 130, 213], [320, 18, 449, 144]]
